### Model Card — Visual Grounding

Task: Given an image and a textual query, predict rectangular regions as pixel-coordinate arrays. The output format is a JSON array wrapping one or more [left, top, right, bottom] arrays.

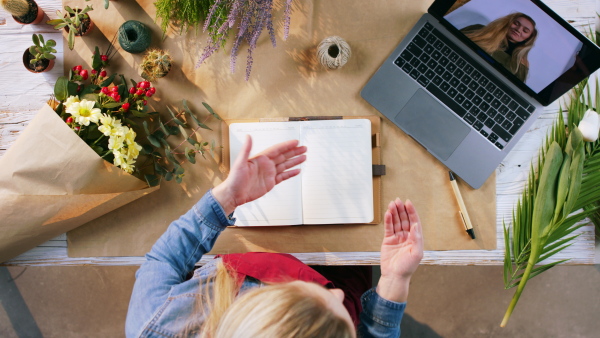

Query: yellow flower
[[67, 99, 102, 126], [98, 114, 123, 137], [108, 134, 125, 151], [65, 95, 80, 107], [124, 128, 137, 146]]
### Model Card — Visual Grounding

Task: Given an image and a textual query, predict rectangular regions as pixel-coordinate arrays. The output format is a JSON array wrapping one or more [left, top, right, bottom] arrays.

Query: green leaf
[[175, 175, 183, 184], [202, 102, 221, 120], [175, 166, 184, 175], [147, 135, 161, 148], [32, 34, 40, 46], [100, 73, 117, 87], [46, 39, 56, 48], [184, 100, 211, 129], [103, 102, 122, 109], [166, 149, 180, 165], [143, 120, 151, 136], [159, 120, 169, 135], [141, 144, 154, 155], [131, 110, 150, 118], [145, 174, 161, 187], [67, 29, 75, 50], [92, 46, 101, 69], [54, 76, 69, 101], [187, 137, 198, 146]]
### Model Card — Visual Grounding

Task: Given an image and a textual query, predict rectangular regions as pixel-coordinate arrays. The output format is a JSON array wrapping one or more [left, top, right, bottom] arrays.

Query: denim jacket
[[126, 190, 406, 337]]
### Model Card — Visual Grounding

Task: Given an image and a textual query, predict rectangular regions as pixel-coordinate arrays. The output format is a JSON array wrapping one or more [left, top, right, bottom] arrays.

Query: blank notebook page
[[300, 119, 373, 224], [229, 123, 303, 226]]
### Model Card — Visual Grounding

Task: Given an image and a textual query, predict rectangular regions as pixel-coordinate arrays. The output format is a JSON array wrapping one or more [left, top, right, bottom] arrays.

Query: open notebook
[[228, 119, 374, 226]]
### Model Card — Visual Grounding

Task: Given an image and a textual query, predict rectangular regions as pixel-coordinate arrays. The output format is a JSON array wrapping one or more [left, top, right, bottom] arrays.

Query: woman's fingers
[[276, 154, 306, 172], [233, 135, 253, 168]]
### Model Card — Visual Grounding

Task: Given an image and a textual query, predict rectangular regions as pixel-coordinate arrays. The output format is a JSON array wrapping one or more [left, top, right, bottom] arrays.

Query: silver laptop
[[361, 0, 600, 188]]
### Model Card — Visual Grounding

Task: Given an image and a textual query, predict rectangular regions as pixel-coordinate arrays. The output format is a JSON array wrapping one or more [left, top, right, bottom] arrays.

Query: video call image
[[444, 0, 584, 93]]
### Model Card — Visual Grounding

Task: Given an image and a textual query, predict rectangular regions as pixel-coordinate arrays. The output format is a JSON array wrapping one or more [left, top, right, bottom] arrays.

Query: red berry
[[66, 116, 74, 124], [77, 85, 81, 92], [111, 86, 119, 93], [101, 87, 110, 95], [136, 89, 144, 96], [80, 69, 88, 80], [100, 70, 107, 77], [122, 102, 130, 111], [73, 65, 82, 72], [101, 55, 108, 62], [74, 126, 80, 131], [129, 87, 136, 94], [145, 90, 153, 97], [149, 87, 156, 94], [139, 81, 149, 89], [143, 100, 147, 106], [91, 69, 98, 75]]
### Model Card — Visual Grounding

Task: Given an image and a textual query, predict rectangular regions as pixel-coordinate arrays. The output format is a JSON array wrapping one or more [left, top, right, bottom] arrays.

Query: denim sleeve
[[125, 189, 235, 338], [358, 288, 407, 338]]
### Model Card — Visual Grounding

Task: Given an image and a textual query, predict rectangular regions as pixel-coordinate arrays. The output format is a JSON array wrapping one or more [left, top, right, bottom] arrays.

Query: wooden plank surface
[[0, 0, 596, 266]]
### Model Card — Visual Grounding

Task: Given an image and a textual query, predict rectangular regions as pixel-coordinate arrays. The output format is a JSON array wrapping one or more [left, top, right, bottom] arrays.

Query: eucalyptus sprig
[[501, 80, 600, 327], [140, 100, 221, 186]]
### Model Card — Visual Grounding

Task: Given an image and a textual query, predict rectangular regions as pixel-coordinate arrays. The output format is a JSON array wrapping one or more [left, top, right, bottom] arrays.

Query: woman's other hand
[[377, 198, 424, 303], [212, 135, 307, 215]]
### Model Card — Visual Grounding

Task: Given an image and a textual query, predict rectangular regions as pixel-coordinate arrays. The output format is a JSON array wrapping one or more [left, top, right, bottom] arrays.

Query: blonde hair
[[464, 12, 537, 76], [192, 261, 353, 338]]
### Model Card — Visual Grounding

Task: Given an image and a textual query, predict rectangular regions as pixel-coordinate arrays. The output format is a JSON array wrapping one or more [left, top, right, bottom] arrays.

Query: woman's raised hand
[[212, 135, 307, 215], [377, 198, 424, 303]]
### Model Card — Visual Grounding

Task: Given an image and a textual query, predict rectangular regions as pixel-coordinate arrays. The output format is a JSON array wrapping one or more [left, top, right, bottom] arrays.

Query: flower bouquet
[[0, 45, 219, 263]]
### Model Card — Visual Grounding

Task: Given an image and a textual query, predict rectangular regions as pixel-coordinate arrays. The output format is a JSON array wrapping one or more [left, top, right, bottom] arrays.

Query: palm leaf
[[501, 78, 600, 327]]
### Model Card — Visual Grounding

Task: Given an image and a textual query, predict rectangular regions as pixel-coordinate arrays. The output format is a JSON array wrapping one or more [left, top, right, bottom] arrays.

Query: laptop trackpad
[[394, 89, 470, 161]]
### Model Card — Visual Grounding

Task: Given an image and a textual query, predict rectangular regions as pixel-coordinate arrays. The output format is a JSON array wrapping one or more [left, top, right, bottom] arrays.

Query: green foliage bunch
[[29, 34, 57, 65], [501, 80, 600, 327], [154, 0, 213, 36], [1, 0, 30, 17], [142, 100, 221, 186], [141, 49, 173, 82], [47, 5, 94, 50]]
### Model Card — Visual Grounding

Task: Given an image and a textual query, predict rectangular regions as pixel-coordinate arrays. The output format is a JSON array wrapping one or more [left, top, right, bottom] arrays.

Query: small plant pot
[[63, 11, 95, 37], [22, 48, 54, 73], [12, 0, 45, 25]]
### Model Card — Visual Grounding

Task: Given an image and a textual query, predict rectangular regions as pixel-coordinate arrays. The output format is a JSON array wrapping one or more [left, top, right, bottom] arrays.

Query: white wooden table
[[0, 0, 597, 266]]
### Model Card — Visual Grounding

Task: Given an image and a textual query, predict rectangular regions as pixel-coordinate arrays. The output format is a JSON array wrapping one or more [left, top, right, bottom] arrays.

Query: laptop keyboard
[[394, 22, 536, 150]]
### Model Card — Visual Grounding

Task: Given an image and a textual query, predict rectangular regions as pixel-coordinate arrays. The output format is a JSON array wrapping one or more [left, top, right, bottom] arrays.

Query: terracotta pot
[[12, 4, 45, 25], [22, 48, 55, 73], [63, 11, 95, 37]]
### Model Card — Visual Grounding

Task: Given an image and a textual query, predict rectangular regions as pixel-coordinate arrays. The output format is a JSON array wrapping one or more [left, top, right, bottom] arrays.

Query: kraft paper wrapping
[[0, 105, 158, 263], [66, 0, 496, 257]]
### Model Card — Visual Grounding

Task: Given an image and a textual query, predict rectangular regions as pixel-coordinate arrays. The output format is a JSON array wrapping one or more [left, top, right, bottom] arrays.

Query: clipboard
[[221, 115, 384, 225]]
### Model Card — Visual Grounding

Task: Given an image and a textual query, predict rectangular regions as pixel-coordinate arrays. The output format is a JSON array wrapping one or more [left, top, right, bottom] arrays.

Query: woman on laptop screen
[[460, 12, 538, 82]]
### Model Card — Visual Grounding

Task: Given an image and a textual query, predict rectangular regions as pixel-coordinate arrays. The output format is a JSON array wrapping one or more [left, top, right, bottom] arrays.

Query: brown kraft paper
[[0, 105, 158, 263], [66, 0, 496, 257]]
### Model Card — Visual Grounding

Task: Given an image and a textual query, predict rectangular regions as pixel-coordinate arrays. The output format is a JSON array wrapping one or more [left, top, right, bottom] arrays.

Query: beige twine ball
[[317, 36, 351, 70]]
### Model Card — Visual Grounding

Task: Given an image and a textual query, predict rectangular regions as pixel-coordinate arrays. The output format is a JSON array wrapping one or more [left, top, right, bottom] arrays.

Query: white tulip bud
[[578, 109, 599, 142]]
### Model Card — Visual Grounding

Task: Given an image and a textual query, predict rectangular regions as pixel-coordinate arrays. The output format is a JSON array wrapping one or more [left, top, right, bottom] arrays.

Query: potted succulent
[[47, 5, 94, 50], [140, 49, 172, 82], [23, 34, 56, 73], [1, 0, 45, 24]]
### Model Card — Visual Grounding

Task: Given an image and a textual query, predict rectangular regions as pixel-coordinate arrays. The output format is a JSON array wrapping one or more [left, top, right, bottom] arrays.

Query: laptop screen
[[431, 0, 600, 106]]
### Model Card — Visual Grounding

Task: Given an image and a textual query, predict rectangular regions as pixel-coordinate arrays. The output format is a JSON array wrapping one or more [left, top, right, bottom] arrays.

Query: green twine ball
[[118, 20, 152, 54]]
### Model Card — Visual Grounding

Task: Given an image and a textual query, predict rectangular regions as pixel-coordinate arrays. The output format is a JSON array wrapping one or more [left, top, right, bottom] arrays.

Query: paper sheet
[[66, 0, 497, 256]]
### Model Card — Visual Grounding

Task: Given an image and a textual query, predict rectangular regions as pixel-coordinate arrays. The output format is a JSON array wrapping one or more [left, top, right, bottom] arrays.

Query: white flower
[[127, 142, 142, 160], [67, 99, 102, 126], [578, 109, 599, 142]]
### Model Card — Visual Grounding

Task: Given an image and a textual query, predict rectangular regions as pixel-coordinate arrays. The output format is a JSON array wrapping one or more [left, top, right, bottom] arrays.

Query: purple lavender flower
[[197, 0, 294, 80]]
